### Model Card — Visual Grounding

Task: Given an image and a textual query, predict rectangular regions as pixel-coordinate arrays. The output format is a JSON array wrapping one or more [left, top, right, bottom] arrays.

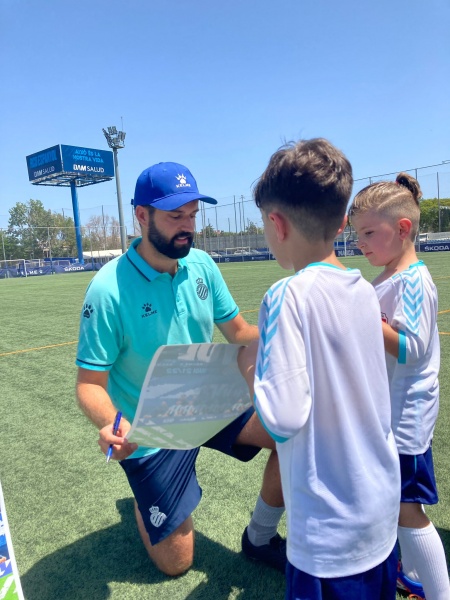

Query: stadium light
[[102, 125, 127, 253]]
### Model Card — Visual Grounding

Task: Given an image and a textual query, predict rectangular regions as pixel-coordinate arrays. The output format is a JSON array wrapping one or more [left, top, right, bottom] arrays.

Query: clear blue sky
[[1, 0, 449, 232]]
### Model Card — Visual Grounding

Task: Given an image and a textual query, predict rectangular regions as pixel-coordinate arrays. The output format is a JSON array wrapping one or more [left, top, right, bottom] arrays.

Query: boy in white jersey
[[350, 173, 450, 600], [238, 139, 401, 600]]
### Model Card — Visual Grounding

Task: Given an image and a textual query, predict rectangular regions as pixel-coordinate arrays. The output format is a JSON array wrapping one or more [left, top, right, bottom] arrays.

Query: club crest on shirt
[[196, 278, 209, 300]]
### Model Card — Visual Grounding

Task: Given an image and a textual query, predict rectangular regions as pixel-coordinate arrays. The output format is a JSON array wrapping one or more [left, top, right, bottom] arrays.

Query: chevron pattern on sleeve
[[400, 267, 424, 335], [257, 277, 293, 380]]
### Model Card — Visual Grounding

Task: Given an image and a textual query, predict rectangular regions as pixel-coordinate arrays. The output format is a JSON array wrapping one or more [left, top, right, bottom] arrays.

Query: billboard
[[26, 145, 63, 182], [61, 145, 114, 178], [26, 145, 114, 185]]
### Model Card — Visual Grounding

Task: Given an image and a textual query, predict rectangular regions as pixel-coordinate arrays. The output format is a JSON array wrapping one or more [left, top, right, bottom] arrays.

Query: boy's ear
[[398, 218, 412, 239], [268, 211, 288, 242], [336, 215, 348, 236]]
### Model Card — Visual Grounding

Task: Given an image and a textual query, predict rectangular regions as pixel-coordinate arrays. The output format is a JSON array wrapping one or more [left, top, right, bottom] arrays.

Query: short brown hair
[[253, 138, 353, 242], [349, 172, 421, 239]]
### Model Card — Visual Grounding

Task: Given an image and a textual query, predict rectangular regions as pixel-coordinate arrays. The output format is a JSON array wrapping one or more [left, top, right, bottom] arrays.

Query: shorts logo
[[142, 303, 157, 318], [196, 277, 208, 300], [149, 506, 167, 528], [83, 304, 94, 318], [381, 312, 388, 323]]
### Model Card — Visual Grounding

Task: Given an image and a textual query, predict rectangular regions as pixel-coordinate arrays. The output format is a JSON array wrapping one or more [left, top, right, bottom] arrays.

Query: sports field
[[0, 254, 449, 600]]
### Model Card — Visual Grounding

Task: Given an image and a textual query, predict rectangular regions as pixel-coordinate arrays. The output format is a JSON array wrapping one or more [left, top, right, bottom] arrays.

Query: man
[[76, 162, 285, 576]]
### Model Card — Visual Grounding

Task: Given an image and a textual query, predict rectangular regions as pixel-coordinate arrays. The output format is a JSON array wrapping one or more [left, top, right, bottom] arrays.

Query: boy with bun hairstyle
[[350, 173, 450, 600], [238, 139, 401, 599]]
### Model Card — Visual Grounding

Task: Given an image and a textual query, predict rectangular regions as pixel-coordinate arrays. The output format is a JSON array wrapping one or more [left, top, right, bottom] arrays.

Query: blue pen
[[106, 411, 122, 463]]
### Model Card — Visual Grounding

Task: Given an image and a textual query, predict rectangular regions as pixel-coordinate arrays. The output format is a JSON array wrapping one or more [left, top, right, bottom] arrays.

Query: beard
[[147, 216, 194, 259]]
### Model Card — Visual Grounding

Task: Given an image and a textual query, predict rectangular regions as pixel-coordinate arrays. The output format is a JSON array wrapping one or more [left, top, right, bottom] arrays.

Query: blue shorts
[[120, 407, 260, 545], [285, 544, 398, 600], [400, 443, 438, 505]]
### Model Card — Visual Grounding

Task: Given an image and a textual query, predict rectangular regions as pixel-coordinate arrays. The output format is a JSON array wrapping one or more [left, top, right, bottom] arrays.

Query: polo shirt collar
[[127, 237, 189, 281]]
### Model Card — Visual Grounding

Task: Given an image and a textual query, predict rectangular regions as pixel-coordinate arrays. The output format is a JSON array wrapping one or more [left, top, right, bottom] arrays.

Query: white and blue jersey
[[76, 238, 238, 458], [374, 261, 440, 455], [254, 263, 400, 578]]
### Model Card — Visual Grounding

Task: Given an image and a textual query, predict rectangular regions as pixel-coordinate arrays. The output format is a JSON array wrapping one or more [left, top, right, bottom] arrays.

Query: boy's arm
[[381, 321, 400, 358], [384, 270, 437, 364], [246, 287, 311, 441], [237, 341, 258, 397]]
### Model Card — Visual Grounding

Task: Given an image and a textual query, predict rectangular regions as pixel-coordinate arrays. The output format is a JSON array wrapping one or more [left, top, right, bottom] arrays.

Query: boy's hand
[[238, 340, 258, 389], [381, 321, 400, 358]]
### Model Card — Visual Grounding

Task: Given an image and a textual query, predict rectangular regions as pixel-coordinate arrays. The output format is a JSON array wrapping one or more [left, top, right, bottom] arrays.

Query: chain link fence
[[1, 165, 449, 266]]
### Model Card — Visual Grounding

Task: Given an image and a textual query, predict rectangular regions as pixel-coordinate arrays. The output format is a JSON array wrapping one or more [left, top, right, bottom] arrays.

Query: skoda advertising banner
[[26, 145, 114, 183]]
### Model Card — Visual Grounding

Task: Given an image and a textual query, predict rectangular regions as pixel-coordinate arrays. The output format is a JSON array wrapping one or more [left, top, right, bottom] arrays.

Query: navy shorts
[[399, 442, 439, 505], [120, 407, 260, 545], [285, 544, 398, 600]]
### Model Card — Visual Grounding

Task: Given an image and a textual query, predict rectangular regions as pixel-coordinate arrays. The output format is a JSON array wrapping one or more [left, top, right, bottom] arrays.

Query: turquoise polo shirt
[[76, 238, 239, 458]]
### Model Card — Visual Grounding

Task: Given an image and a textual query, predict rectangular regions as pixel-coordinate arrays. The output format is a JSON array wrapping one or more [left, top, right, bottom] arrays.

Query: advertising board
[[61, 145, 114, 178], [26, 145, 62, 182], [26, 145, 114, 183]]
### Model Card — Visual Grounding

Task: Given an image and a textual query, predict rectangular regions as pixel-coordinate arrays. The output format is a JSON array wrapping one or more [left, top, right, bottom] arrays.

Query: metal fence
[[1, 164, 449, 264], [30, 164, 450, 236]]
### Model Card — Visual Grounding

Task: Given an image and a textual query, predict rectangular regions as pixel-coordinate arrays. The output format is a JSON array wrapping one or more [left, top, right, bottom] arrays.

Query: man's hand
[[98, 417, 138, 461]]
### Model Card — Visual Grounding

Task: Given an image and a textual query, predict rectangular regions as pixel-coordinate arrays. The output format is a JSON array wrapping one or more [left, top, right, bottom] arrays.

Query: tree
[[0, 229, 16, 261], [4, 199, 77, 259], [7, 199, 46, 258], [51, 212, 77, 257], [419, 198, 450, 233], [245, 221, 258, 235], [419, 200, 439, 232], [84, 214, 121, 251], [198, 223, 216, 238]]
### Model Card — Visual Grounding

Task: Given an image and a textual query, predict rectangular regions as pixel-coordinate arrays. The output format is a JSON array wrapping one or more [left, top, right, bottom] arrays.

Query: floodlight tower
[[102, 125, 127, 253]]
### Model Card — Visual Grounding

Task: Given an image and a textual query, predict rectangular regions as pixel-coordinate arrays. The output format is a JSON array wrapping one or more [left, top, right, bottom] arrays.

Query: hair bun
[[395, 172, 422, 204]]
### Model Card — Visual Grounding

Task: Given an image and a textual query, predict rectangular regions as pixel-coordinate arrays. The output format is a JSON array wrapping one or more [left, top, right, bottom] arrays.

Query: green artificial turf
[[0, 253, 448, 599]]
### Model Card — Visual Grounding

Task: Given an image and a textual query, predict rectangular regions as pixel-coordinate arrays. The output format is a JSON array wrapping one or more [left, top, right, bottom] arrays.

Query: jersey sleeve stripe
[[398, 330, 407, 364], [76, 358, 113, 370], [214, 306, 239, 323]]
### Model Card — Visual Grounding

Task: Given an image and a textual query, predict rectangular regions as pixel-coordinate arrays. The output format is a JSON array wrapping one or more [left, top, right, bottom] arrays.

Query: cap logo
[[176, 174, 191, 188]]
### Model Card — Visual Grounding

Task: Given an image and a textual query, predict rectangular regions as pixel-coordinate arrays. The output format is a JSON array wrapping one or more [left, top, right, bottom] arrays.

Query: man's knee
[[151, 547, 193, 576], [149, 528, 195, 576], [134, 503, 195, 576]]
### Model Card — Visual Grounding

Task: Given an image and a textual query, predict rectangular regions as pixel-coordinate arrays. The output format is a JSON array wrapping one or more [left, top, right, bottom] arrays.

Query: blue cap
[[132, 162, 217, 210]]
